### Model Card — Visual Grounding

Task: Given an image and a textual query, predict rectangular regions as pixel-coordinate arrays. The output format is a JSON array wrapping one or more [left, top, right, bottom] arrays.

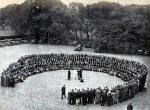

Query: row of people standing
[[67, 82, 139, 106], [68, 88, 96, 105], [1, 75, 15, 87]]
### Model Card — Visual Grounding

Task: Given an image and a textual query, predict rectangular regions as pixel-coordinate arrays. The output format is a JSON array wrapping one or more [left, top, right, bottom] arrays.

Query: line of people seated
[[1, 54, 148, 105]]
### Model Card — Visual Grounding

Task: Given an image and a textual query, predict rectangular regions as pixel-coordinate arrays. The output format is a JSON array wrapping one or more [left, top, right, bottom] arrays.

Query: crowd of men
[[1, 53, 148, 106], [67, 79, 139, 106], [0, 38, 28, 47]]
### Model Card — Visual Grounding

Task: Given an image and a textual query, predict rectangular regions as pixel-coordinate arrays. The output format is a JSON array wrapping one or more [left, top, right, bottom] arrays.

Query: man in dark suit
[[77, 69, 83, 80], [127, 103, 133, 110], [68, 70, 71, 80], [61, 85, 66, 99], [68, 90, 72, 104]]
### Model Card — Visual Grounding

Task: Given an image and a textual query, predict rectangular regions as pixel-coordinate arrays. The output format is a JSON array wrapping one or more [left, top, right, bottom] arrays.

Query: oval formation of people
[[0, 0, 150, 110], [1, 53, 148, 109]]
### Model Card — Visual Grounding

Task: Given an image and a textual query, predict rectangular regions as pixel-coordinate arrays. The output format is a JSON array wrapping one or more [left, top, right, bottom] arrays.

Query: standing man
[[68, 90, 71, 104], [68, 70, 71, 80], [80, 69, 83, 79], [61, 85, 66, 99], [77, 69, 83, 80], [77, 70, 80, 80], [127, 103, 133, 110]]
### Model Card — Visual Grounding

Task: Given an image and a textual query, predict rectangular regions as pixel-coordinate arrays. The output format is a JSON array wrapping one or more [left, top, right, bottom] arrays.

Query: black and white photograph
[[0, 0, 150, 110]]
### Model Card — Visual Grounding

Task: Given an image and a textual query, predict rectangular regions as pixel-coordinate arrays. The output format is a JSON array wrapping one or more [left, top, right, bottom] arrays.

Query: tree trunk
[[80, 31, 83, 40], [87, 31, 89, 41], [86, 24, 90, 42], [45, 32, 48, 43], [75, 30, 78, 41], [0, 25, 5, 30]]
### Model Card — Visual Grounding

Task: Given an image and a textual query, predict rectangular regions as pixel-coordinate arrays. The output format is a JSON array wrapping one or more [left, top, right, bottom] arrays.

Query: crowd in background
[[1, 54, 148, 105], [0, 38, 28, 47]]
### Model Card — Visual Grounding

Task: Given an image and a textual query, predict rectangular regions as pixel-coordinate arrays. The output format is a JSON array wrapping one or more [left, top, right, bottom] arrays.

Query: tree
[[81, 18, 94, 41]]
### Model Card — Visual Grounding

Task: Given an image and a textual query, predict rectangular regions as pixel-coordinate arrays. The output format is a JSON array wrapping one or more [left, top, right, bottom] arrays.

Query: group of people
[[67, 79, 139, 106], [0, 38, 28, 47], [67, 69, 83, 82], [1, 53, 148, 106]]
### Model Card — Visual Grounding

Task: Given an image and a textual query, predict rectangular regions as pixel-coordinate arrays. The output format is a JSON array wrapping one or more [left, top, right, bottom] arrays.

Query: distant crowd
[[1, 54, 148, 106], [0, 38, 28, 47]]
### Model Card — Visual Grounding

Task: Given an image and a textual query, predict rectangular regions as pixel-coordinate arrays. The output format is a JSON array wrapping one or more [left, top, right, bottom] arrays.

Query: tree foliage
[[0, 1, 150, 54]]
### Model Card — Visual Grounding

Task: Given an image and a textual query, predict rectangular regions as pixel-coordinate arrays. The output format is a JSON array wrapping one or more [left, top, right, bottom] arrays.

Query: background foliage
[[0, 0, 150, 55]]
